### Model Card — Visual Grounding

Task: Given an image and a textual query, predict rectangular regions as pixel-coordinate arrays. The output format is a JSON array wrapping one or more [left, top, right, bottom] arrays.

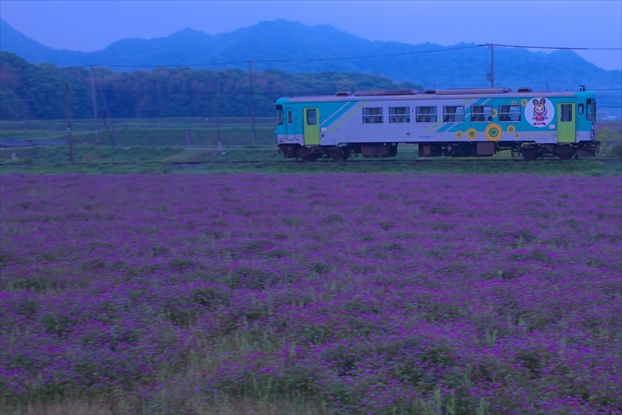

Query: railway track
[[2, 158, 621, 167]]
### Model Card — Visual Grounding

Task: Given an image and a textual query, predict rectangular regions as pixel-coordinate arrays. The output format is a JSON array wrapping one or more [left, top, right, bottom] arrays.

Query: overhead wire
[[2, 87, 622, 99], [2, 87, 621, 97], [486, 43, 621, 51], [89, 45, 485, 68]]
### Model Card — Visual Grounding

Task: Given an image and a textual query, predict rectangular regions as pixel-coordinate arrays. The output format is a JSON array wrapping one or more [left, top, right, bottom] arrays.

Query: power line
[[487, 43, 622, 51], [255, 45, 485, 63], [2, 87, 622, 98], [529, 80, 622, 85], [89, 45, 485, 68]]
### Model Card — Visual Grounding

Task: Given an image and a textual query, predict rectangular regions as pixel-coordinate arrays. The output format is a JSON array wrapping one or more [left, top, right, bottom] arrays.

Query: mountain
[[1, 18, 620, 94], [0, 18, 89, 64]]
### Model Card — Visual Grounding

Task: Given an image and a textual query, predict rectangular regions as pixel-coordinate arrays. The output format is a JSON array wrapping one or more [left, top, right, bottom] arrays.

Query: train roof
[[277, 87, 595, 104]]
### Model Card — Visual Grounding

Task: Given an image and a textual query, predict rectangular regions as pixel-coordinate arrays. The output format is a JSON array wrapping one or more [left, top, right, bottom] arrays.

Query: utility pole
[[99, 109, 114, 146], [23, 84, 29, 131], [215, 89, 222, 153], [89, 67, 100, 144], [486, 43, 495, 88], [92, 67, 120, 147], [65, 84, 74, 163], [248, 60, 256, 144]]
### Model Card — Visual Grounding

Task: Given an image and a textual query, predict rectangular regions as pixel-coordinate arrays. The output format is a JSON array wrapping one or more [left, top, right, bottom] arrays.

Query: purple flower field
[[1, 173, 621, 414]]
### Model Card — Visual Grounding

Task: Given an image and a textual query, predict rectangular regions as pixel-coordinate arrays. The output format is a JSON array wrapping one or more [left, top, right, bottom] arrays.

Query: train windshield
[[586, 99, 596, 121], [276, 105, 283, 125]]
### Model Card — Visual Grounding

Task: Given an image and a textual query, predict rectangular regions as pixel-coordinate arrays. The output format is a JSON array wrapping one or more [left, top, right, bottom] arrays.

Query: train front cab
[[276, 101, 302, 158], [277, 100, 323, 159], [519, 91, 598, 160], [277, 100, 352, 161]]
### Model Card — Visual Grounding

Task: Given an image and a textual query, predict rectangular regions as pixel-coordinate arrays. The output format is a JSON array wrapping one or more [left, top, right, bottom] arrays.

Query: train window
[[586, 99, 594, 120], [389, 107, 410, 123], [578, 104, 584, 114], [471, 106, 492, 122], [561, 104, 573, 122], [287, 110, 293, 124], [363, 107, 383, 124], [499, 105, 521, 122], [306, 109, 317, 125], [416, 106, 437, 123], [443, 106, 465, 122]]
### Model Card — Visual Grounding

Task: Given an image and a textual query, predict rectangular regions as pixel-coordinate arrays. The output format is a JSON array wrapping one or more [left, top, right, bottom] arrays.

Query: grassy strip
[[0, 117, 275, 131], [1, 158, 620, 176], [0, 127, 276, 147]]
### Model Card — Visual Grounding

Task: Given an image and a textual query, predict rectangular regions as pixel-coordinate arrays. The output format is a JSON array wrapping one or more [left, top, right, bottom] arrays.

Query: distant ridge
[[1, 18, 620, 92], [0, 18, 89, 63]]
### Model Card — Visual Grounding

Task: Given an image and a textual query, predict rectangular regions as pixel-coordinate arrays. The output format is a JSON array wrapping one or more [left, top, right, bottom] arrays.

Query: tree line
[[0, 52, 422, 121]]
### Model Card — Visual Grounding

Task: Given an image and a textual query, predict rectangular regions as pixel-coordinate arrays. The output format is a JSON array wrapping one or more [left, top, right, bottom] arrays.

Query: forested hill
[[0, 52, 422, 120], [1, 18, 620, 92]]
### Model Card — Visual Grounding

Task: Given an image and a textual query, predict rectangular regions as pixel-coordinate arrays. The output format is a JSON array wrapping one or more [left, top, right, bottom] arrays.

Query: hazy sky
[[2, 0, 621, 70]]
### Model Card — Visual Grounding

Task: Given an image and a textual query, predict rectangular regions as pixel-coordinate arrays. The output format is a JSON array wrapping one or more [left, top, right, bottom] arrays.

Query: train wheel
[[299, 147, 312, 162], [329, 146, 345, 161], [342, 147, 350, 160], [521, 148, 538, 161], [555, 145, 575, 160]]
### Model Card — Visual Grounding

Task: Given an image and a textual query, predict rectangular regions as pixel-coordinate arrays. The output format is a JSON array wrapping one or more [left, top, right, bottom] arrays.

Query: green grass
[[1, 146, 183, 164], [0, 117, 275, 131], [1, 117, 276, 147], [2, 153, 620, 176], [1, 128, 276, 147]]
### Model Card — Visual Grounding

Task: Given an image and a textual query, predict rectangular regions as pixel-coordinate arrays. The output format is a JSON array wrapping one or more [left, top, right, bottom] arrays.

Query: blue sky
[[2, 0, 621, 70]]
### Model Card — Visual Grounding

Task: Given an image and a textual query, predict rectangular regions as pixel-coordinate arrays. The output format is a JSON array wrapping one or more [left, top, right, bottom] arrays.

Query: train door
[[303, 108, 320, 145], [557, 103, 576, 143]]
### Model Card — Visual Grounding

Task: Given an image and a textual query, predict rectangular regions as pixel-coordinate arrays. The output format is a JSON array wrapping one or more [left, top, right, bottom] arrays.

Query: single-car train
[[275, 87, 599, 161]]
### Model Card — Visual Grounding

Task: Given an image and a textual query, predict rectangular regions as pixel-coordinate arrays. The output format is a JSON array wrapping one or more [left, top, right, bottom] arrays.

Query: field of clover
[[1, 173, 621, 414]]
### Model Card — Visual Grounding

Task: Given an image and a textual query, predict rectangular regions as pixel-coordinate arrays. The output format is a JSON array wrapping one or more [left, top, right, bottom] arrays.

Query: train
[[275, 86, 599, 161]]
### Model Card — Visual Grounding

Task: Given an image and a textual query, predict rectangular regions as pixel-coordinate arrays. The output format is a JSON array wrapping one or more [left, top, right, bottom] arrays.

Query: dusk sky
[[2, 0, 621, 70]]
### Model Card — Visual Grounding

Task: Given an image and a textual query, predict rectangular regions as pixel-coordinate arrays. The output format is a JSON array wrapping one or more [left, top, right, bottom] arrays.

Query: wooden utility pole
[[65, 84, 74, 163], [487, 44, 495, 88], [91, 66, 120, 147], [248, 60, 256, 144], [214, 90, 222, 153], [24, 84, 30, 131], [89, 68, 100, 144], [99, 111, 114, 146]]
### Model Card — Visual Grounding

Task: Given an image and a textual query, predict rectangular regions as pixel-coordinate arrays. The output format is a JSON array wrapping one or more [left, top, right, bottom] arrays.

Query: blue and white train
[[275, 87, 599, 161]]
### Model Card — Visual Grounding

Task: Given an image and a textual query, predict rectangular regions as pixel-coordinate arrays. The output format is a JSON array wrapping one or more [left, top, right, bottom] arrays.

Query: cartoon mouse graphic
[[532, 98, 548, 122]]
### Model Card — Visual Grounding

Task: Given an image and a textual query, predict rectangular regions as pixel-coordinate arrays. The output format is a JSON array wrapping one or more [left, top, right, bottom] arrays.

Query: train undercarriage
[[278, 141, 600, 161]]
